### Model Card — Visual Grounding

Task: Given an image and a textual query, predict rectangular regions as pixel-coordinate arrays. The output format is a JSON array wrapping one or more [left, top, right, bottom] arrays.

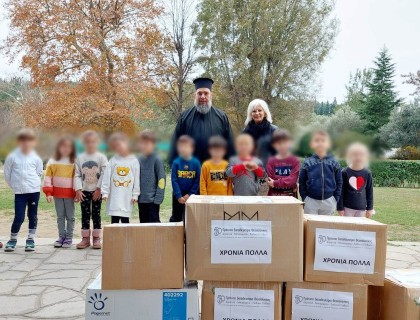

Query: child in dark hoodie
[[299, 130, 343, 215]]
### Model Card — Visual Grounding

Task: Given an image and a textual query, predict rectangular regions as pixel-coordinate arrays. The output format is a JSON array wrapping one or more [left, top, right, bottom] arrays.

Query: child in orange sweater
[[200, 136, 233, 195], [43, 136, 76, 248]]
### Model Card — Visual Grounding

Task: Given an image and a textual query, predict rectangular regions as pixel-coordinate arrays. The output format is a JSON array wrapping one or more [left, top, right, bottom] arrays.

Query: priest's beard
[[195, 101, 212, 114]]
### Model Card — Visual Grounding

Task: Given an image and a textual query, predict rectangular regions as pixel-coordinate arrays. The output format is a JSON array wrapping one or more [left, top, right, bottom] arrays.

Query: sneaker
[[5, 239, 17, 252], [25, 239, 35, 252], [54, 237, 65, 248], [62, 238, 73, 248]]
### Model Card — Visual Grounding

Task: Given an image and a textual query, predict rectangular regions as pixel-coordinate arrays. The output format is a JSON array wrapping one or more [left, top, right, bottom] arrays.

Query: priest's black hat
[[193, 77, 214, 90]]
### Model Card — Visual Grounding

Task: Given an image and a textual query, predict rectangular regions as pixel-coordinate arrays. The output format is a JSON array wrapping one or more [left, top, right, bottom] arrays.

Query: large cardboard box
[[86, 274, 199, 320], [304, 215, 387, 286], [102, 223, 184, 290], [368, 269, 420, 320], [201, 281, 283, 320], [284, 281, 368, 320], [186, 195, 304, 282]]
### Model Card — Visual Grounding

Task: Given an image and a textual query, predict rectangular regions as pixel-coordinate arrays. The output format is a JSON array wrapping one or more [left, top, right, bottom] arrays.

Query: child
[[266, 129, 300, 197], [226, 133, 266, 196], [74, 130, 108, 249], [101, 132, 140, 224], [4, 128, 43, 252], [200, 136, 233, 196], [299, 130, 343, 215], [137, 130, 166, 223], [170, 135, 201, 222], [337, 142, 374, 217], [43, 136, 77, 248]]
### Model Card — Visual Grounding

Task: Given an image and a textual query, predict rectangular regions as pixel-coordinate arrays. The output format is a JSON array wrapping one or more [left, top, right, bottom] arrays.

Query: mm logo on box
[[223, 211, 258, 221]]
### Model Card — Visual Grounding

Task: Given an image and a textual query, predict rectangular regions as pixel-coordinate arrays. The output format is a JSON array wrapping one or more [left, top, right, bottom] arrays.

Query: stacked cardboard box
[[368, 269, 420, 320], [283, 215, 388, 320], [186, 195, 304, 320], [85, 223, 199, 319]]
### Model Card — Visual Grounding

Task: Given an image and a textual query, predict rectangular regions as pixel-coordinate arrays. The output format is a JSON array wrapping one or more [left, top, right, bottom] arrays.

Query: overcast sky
[[1, 0, 419, 103]]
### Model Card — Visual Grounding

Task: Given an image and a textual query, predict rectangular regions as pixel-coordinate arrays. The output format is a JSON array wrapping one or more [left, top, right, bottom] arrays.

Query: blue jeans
[[11, 192, 40, 234]]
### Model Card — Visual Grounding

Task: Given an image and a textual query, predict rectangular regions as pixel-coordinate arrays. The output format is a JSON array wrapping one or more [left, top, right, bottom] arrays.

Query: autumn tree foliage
[[2, 0, 169, 133]]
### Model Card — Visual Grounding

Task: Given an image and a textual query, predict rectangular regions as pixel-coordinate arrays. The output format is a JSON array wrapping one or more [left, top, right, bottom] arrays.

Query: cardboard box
[[85, 274, 199, 320], [102, 223, 184, 290], [284, 281, 368, 320], [202, 281, 282, 320], [368, 269, 420, 320], [304, 215, 387, 286], [186, 195, 304, 282]]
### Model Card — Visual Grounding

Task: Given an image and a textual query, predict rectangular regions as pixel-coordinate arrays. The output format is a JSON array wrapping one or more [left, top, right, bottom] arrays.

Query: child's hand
[[183, 194, 190, 201], [46, 196, 54, 203], [366, 210, 374, 218], [178, 197, 186, 204], [75, 190, 85, 202], [267, 177, 275, 188], [102, 197, 107, 202], [245, 161, 258, 171], [338, 210, 345, 216], [92, 188, 101, 201], [131, 198, 137, 204]]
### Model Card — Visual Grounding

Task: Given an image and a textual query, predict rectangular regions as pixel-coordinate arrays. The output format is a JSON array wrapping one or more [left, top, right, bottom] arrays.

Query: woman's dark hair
[[54, 136, 76, 163], [272, 129, 292, 144], [208, 135, 227, 149]]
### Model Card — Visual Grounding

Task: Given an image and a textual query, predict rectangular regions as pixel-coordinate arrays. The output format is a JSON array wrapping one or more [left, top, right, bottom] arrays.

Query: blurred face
[[348, 147, 368, 169], [273, 139, 291, 157], [177, 142, 193, 159], [194, 88, 212, 114], [18, 138, 36, 154], [251, 105, 266, 123], [236, 135, 254, 157], [83, 135, 99, 154], [138, 139, 155, 156], [58, 139, 74, 158], [209, 147, 226, 161], [310, 133, 330, 156], [111, 139, 129, 156]]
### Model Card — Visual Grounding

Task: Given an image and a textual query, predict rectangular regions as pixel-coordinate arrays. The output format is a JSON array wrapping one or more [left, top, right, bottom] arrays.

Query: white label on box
[[211, 220, 272, 264], [292, 288, 353, 320], [386, 270, 420, 287], [314, 228, 376, 274], [214, 288, 275, 320]]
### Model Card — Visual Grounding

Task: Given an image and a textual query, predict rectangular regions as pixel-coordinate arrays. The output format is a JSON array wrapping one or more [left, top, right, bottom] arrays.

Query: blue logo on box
[[162, 292, 187, 320]]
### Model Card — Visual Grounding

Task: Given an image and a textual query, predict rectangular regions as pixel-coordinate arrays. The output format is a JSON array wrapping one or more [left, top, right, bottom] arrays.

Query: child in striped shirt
[[43, 136, 76, 248]]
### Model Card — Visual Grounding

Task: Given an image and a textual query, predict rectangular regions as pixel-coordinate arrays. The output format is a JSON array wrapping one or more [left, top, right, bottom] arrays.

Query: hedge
[[338, 159, 420, 188]]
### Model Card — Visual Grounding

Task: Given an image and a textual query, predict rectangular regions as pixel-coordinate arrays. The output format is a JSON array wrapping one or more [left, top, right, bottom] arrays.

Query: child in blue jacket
[[170, 135, 201, 222], [299, 130, 343, 215]]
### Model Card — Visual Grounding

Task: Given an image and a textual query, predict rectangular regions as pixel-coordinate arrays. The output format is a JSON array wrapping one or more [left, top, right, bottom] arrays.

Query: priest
[[169, 77, 234, 164]]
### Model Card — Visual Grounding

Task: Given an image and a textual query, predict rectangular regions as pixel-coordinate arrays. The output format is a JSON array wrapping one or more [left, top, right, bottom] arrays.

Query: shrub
[[392, 146, 420, 160]]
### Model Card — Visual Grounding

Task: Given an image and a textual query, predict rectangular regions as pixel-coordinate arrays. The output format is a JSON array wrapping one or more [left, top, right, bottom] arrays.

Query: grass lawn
[[0, 173, 418, 241]]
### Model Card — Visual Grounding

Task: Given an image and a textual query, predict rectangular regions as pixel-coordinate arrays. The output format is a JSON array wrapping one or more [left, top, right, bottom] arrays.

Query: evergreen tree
[[361, 48, 402, 133]]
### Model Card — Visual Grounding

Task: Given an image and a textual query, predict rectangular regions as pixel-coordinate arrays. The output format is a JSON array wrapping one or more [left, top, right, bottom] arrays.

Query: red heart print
[[349, 176, 365, 190]]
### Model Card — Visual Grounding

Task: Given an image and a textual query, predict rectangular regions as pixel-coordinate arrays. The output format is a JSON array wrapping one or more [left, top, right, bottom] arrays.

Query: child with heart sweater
[[337, 142, 374, 217]]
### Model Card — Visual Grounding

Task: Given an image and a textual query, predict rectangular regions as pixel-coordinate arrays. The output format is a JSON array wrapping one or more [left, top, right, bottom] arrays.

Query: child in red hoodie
[[266, 129, 300, 198]]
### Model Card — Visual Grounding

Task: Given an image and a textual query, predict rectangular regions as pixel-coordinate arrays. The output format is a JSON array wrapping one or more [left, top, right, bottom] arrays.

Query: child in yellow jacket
[[200, 136, 233, 196]]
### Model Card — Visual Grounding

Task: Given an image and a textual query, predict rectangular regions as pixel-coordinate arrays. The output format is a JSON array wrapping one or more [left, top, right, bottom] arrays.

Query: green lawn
[[0, 173, 418, 241]]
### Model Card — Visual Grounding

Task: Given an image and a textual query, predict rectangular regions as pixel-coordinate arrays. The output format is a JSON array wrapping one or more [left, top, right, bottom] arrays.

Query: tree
[[344, 68, 372, 113], [160, 0, 197, 118], [2, 0, 168, 133], [403, 70, 420, 97], [380, 99, 420, 148], [360, 48, 402, 133], [193, 0, 338, 129]]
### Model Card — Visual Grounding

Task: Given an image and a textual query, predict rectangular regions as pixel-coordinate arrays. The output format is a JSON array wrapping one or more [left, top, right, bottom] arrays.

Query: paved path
[[0, 238, 419, 319]]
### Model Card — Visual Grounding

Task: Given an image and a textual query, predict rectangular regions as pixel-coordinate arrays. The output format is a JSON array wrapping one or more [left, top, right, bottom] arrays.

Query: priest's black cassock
[[169, 106, 235, 164]]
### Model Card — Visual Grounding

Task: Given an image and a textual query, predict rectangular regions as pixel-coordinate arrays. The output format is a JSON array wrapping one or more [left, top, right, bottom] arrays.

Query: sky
[[1, 0, 420, 104]]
